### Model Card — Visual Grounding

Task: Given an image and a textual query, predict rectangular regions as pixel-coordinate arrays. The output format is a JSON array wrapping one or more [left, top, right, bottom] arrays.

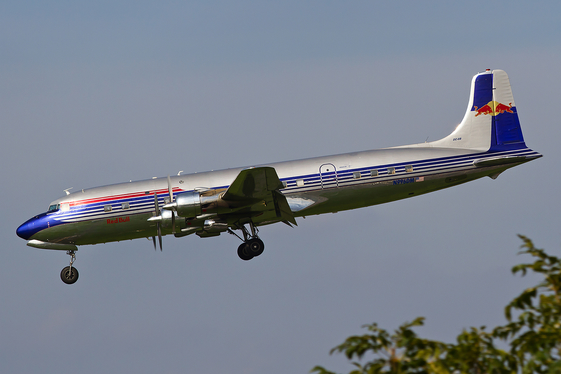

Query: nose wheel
[[229, 223, 265, 261], [60, 250, 79, 284]]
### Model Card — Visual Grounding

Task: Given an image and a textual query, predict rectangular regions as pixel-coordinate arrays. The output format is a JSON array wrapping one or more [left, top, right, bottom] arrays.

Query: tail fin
[[431, 69, 526, 151]]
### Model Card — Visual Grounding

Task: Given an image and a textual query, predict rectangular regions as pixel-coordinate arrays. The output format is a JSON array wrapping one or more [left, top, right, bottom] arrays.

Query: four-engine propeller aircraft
[[17, 69, 541, 284]]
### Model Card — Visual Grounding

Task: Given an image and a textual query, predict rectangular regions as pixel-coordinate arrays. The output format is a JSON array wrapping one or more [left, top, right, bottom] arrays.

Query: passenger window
[[122, 202, 130, 210], [370, 170, 378, 177], [296, 179, 305, 187], [353, 172, 361, 179], [104, 205, 112, 212], [405, 165, 414, 172], [282, 181, 288, 188], [387, 167, 395, 175]]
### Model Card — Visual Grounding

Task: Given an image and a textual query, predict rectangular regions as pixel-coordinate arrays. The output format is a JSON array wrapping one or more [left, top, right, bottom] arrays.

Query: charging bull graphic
[[474, 101, 514, 117]]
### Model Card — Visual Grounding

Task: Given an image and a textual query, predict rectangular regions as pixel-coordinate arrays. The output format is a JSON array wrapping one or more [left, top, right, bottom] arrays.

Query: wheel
[[60, 266, 79, 284], [237, 243, 254, 261], [247, 238, 264, 257]]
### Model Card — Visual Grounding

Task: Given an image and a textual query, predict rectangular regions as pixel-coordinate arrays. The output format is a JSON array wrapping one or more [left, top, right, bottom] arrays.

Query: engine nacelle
[[172, 190, 226, 218], [174, 191, 201, 217]]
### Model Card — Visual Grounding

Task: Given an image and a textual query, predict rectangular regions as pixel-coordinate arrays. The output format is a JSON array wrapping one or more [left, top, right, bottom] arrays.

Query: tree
[[493, 236, 561, 373], [312, 236, 560, 374]]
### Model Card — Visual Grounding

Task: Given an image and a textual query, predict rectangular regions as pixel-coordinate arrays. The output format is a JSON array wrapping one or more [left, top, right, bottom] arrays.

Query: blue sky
[[2, 2, 560, 373]]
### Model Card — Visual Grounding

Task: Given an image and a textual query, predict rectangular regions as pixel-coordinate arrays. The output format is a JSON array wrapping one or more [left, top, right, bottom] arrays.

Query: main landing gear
[[228, 223, 265, 261], [60, 250, 79, 285]]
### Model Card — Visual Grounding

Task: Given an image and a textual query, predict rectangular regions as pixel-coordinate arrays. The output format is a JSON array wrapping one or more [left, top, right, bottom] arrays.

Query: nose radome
[[17, 223, 29, 239], [16, 219, 36, 240]]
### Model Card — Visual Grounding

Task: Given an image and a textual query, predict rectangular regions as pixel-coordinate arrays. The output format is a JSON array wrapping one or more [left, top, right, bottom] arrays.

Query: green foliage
[[313, 236, 561, 374], [493, 236, 561, 373], [310, 317, 446, 374], [441, 327, 517, 374]]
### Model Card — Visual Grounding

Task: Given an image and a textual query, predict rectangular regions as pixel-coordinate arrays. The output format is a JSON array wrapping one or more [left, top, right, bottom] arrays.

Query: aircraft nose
[[16, 218, 37, 240]]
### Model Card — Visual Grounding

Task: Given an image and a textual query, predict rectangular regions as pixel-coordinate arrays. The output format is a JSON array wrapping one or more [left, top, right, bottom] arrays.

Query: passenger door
[[319, 163, 338, 189]]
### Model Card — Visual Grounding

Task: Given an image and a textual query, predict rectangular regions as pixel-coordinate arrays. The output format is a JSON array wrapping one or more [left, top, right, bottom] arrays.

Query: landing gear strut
[[60, 250, 79, 285], [229, 223, 265, 261]]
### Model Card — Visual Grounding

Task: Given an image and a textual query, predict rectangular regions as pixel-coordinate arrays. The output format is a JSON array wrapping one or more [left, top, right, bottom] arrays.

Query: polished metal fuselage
[[20, 144, 539, 247]]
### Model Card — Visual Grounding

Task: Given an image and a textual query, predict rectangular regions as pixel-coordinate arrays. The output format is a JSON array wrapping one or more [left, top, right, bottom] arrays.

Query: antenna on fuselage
[[63, 187, 73, 195]]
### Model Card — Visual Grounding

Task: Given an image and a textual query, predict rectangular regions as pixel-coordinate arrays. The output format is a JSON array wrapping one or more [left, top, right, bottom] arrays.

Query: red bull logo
[[107, 216, 130, 224], [474, 101, 514, 117]]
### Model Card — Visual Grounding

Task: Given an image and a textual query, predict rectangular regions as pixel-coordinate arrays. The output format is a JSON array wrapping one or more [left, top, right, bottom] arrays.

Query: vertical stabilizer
[[429, 69, 526, 151]]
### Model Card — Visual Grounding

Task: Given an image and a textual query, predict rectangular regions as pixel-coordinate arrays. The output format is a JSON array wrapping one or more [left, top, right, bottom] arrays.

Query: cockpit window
[[48, 204, 60, 212]]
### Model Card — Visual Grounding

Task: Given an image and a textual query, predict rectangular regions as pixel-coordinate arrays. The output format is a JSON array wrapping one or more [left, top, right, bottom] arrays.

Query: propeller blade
[[153, 192, 163, 250], [167, 175, 173, 202], [152, 236, 156, 250], [157, 223, 162, 251], [154, 192, 160, 216], [168, 176, 176, 234]]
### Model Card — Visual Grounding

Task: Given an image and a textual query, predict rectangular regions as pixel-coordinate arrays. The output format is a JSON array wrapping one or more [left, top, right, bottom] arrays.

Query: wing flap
[[273, 190, 298, 226]]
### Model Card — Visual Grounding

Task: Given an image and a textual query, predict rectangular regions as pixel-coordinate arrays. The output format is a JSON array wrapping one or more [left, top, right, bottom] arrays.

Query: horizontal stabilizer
[[473, 156, 530, 168]]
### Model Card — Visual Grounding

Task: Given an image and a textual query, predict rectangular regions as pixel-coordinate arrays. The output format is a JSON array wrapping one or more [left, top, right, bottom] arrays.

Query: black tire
[[237, 243, 254, 261], [247, 238, 264, 257], [60, 266, 79, 284]]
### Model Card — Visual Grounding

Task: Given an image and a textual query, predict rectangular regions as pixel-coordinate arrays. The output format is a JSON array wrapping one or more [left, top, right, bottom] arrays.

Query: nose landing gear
[[229, 223, 265, 261], [60, 250, 79, 284]]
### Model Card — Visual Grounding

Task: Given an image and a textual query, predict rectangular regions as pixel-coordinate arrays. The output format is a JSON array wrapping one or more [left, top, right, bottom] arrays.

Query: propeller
[[148, 192, 163, 251], [147, 176, 177, 250]]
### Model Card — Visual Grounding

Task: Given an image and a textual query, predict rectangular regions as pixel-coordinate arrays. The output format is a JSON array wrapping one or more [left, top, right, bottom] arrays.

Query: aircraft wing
[[222, 167, 297, 226]]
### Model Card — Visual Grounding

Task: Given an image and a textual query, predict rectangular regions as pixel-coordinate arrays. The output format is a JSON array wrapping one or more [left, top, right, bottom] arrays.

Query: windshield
[[48, 204, 60, 212]]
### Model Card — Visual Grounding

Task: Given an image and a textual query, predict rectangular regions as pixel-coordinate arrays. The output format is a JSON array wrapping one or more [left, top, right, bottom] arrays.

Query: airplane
[[17, 69, 542, 284]]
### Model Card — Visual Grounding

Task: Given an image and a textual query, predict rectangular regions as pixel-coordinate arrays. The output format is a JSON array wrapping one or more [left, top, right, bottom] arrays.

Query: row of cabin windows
[[290, 165, 415, 186], [353, 165, 413, 179], [103, 196, 175, 212], [49, 202, 132, 213], [103, 196, 173, 212], [104, 202, 130, 212], [103, 197, 171, 212]]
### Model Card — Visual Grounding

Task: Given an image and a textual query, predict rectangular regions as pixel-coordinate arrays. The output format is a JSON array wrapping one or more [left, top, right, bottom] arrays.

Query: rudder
[[491, 69, 525, 149]]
